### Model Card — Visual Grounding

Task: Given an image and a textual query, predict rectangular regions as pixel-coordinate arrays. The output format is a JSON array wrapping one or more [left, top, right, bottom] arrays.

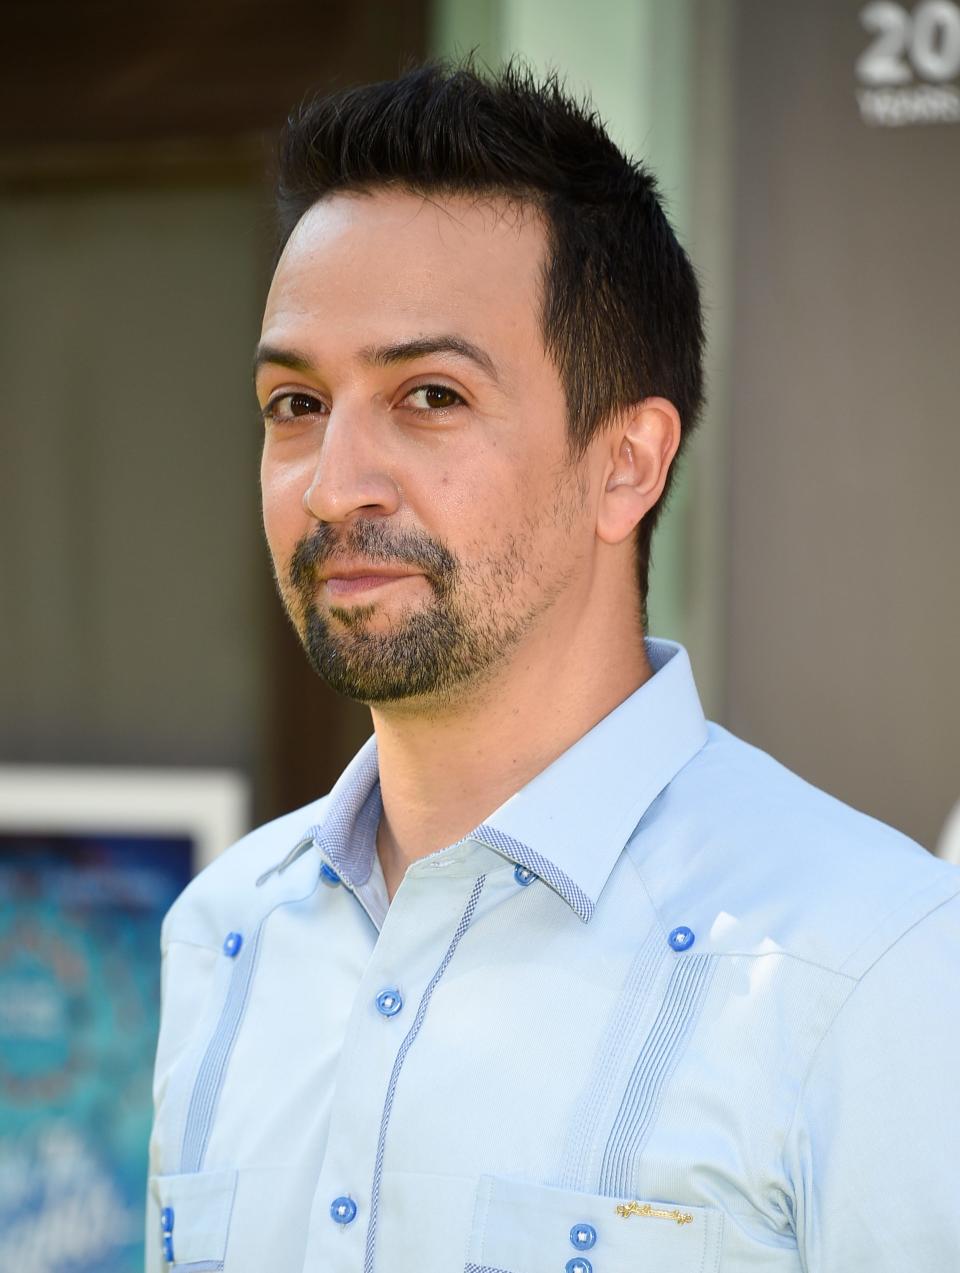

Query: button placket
[[300, 866, 486, 1270]]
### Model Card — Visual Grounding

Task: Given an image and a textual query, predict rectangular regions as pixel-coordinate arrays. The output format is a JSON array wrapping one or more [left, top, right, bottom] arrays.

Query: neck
[[371, 604, 652, 900]]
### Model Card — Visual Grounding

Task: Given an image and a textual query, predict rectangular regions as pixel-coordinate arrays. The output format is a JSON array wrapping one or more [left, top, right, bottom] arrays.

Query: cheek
[[260, 451, 312, 565], [409, 442, 501, 535]]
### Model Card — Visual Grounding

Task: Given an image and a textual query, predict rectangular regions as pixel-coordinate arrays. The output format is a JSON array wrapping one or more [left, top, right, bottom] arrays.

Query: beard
[[281, 516, 556, 705]]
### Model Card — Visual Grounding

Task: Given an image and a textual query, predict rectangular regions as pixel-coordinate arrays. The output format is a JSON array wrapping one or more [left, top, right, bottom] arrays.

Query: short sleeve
[[784, 890, 960, 1270]]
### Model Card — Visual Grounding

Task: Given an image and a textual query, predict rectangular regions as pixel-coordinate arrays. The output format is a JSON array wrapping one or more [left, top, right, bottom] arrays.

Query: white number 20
[[857, 0, 960, 83]]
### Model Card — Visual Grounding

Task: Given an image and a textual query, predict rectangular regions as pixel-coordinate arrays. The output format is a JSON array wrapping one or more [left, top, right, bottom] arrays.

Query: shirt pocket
[[148, 1168, 238, 1271], [466, 1175, 723, 1273]]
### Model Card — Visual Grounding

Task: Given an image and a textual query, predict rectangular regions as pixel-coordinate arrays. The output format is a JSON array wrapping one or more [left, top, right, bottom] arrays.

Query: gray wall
[[0, 185, 269, 780], [725, 0, 960, 849], [0, 1, 431, 825]]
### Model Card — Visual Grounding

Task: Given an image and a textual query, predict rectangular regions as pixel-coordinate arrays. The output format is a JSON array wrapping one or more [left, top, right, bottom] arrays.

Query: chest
[[151, 863, 819, 1273]]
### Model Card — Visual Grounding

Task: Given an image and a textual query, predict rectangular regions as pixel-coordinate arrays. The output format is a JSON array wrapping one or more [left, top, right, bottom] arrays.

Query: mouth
[[321, 567, 425, 599]]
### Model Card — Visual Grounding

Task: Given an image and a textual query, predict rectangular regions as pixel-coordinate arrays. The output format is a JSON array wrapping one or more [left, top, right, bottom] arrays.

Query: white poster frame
[[0, 766, 249, 871]]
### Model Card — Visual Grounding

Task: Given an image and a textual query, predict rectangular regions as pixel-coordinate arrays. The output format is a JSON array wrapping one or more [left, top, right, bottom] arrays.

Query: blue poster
[[0, 832, 193, 1272]]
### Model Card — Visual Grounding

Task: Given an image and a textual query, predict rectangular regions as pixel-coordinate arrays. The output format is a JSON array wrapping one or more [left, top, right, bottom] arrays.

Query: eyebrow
[[253, 335, 501, 384]]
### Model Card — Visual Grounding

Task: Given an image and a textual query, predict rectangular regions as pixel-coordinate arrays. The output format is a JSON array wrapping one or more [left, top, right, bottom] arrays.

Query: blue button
[[570, 1221, 597, 1250], [320, 862, 341, 886], [376, 988, 403, 1017], [162, 1233, 175, 1262], [514, 863, 536, 886], [160, 1206, 174, 1233], [222, 931, 243, 957], [566, 1259, 592, 1273], [330, 1195, 357, 1225], [668, 925, 695, 951]]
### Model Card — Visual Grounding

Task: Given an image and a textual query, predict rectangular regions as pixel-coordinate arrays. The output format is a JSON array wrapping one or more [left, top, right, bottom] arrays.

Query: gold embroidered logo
[[615, 1201, 694, 1226]]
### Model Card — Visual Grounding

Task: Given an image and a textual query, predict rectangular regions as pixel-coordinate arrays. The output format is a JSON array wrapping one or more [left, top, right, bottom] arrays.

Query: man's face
[[257, 189, 596, 707]]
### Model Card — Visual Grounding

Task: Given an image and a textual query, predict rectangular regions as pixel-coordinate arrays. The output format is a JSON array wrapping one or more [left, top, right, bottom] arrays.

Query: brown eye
[[407, 384, 466, 411], [424, 386, 458, 408], [287, 393, 321, 416], [262, 392, 325, 423]]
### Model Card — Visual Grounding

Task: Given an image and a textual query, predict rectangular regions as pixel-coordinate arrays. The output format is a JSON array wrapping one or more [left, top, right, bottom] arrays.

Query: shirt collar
[[304, 638, 708, 923]]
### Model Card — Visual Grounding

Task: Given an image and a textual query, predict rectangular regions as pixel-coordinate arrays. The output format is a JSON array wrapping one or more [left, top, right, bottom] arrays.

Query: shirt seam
[[160, 936, 224, 956], [777, 886, 960, 1254], [838, 872, 960, 977], [624, 853, 860, 981], [625, 850, 941, 981], [623, 853, 670, 942]]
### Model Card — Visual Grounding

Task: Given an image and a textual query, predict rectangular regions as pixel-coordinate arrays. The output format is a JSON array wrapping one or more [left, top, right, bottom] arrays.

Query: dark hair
[[275, 59, 705, 625]]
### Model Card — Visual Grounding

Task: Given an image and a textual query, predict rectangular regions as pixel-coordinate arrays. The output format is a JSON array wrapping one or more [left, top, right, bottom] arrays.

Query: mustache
[[288, 520, 457, 595]]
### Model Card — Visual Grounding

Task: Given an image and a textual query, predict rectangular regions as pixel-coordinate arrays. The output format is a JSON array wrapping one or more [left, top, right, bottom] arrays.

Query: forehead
[[262, 189, 548, 348]]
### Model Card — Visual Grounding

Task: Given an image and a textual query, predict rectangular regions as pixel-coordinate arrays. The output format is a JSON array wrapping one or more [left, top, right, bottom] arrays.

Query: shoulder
[[629, 722, 960, 977], [781, 865, 960, 1261], [160, 793, 332, 951]]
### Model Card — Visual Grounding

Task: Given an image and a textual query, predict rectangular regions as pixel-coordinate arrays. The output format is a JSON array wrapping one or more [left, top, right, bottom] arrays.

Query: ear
[[596, 397, 682, 546]]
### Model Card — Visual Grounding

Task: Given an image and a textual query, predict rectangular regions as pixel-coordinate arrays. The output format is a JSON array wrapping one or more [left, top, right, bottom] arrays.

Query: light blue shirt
[[147, 638, 960, 1272]]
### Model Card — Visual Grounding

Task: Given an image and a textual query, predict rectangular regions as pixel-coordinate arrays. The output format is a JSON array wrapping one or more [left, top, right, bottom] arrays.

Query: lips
[[322, 568, 423, 598], [321, 565, 420, 583]]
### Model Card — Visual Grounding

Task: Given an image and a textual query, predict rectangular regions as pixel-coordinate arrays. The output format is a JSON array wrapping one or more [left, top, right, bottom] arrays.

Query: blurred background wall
[[1, 1, 958, 1268], [0, 0, 430, 822], [2, 0, 956, 848], [725, 0, 960, 853]]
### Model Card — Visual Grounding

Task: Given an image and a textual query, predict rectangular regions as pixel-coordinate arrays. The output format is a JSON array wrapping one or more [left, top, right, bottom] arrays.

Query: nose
[[302, 405, 400, 523]]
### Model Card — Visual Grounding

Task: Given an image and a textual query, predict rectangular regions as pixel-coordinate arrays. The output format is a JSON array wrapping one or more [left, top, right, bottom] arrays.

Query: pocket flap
[[149, 1168, 237, 1269], [467, 1175, 723, 1273]]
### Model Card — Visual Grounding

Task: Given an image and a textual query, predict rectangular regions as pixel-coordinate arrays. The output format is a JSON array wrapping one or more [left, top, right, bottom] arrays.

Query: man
[[147, 61, 960, 1272]]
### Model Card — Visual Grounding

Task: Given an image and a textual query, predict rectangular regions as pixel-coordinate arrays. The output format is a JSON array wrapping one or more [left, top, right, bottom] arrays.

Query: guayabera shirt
[[147, 638, 960, 1272]]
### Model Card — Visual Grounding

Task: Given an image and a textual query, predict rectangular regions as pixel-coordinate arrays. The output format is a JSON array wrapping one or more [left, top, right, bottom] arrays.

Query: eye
[[261, 392, 326, 423], [404, 384, 466, 412]]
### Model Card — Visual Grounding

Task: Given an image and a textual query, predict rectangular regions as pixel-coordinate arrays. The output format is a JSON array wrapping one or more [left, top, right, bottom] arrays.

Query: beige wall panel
[[725, 0, 960, 848], [0, 186, 268, 776]]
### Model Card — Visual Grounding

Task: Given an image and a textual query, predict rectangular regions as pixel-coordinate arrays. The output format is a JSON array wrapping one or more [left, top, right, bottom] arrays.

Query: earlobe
[[596, 398, 681, 546]]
